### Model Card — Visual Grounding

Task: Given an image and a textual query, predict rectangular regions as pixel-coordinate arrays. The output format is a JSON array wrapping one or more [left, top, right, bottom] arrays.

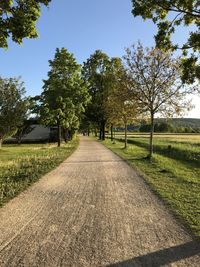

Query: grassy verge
[[115, 136, 200, 164], [0, 138, 79, 206], [102, 137, 200, 239]]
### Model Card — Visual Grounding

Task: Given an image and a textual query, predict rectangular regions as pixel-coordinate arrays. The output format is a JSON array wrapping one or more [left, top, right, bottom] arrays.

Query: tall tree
[[131, 0, 200, 83], [0, 77, 29, 146], [124, 43, 194, 158], [106, 87, 138, 149], [0, 0, 51, 48], [105, 60, 140, 148], [40, 48, 90, 147], [82, 50, 111, 140]]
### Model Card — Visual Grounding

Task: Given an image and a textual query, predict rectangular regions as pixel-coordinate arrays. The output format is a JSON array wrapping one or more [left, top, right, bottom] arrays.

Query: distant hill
[[126, 118, 200, 133], [157, 118, 200, 128]]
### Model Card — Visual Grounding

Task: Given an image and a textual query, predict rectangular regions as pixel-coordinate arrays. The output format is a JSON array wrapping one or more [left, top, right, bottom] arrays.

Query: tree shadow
[[106, 241, 200, 267]]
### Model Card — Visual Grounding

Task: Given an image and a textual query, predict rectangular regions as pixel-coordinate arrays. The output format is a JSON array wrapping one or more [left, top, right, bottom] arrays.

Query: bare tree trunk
[[111, 124, 113, 141], [99, 127, 102, 140], [113, 126, 116, 144], [57, 121, 61, 147], [149, 112, 154, 158], [0, 139, 2, 148], [63, 128, 68, 143], [17, 135, 22, 145], [99, 121, 105, 140], [124, 121, 127, 149], [102, 121, 105, 141]]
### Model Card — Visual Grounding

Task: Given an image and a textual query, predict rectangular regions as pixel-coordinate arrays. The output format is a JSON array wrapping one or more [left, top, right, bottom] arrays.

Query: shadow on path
[[106, 241, 200, 267]]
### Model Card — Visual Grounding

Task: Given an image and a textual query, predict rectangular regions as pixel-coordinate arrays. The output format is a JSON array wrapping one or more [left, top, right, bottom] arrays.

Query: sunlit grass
[[103, 136, 200, 238], [113, 132, 200, 143], [0, 139, 79, 206]]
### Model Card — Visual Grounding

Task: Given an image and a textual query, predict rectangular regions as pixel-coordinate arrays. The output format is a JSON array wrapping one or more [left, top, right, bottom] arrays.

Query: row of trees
[[139, 122, 200, 133], [1, 1, 198, 86], [0, 43, 198, 157], [0, 48, 90, 147], [82, 43, 196, 157], [0, 0, 199, 157]]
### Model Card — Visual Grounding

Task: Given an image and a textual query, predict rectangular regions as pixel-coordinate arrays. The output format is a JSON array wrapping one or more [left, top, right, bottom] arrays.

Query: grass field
[[0, 139, 78, 207], [103, 133, 200, 238]]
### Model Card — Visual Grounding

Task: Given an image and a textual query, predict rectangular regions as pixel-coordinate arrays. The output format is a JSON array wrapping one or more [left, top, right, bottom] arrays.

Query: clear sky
[[0, 0, 199, 118]]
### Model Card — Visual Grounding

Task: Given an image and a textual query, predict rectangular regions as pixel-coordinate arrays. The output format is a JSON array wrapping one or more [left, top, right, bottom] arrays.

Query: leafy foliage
[[82, 50, 112, 140], [105, 58, 141, 147], [0, 0, 51, 48], [124, 43, 194, 157], [0, 77, 29, 144], [82, 51, 138, 140], [39, 48, 90, 146], [131, 0, 200, 83]]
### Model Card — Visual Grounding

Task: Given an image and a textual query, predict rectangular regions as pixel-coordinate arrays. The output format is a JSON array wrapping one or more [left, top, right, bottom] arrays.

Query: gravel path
[[0, 136, 199, 267]]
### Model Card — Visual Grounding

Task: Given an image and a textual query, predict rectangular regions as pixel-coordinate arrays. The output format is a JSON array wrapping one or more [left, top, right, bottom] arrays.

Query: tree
[[13, 118, 35, 144], [0, 0, 51, 48], [82, 50, 111, 140], [0, 77, 29, 146], [39, 48, 90, 147], [131, 0, 200, 83], [105, 61, 140, 148], [124, 43, 194, 158]]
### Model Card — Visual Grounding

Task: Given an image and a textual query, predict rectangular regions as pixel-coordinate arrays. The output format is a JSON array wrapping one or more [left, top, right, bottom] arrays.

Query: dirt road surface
[[0, 136, 199, 267]]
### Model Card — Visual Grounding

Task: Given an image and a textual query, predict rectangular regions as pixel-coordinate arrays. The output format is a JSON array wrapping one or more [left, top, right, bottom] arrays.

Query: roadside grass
[[113, 132, 200, 143], [115, 136, 200, 164], [102, 137, 200, 238], [0, 138, 79, 206]]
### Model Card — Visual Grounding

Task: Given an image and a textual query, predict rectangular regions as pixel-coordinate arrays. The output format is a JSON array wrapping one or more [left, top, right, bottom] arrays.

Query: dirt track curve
[[0, 136, 199, 267]]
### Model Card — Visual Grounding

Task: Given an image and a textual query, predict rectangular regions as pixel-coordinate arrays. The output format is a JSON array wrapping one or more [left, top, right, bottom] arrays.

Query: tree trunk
[[111, 124, 113, 141], [99, 128, 102, 140], [63, 128, 68, 143], [17, 135, 22, 145], [0, 139, 2, 148], [149, 112, 154, 158], [102, 121, 105, 140], [124, 121, 127, 149], [57, 121, 61, 147], [68, 130, 72, 140], [113, 126, 116, 144], [95, 129, 97, 137]]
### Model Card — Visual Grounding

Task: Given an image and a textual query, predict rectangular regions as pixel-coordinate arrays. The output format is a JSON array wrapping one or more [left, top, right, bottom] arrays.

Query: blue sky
[[0, 0, 199, 118]]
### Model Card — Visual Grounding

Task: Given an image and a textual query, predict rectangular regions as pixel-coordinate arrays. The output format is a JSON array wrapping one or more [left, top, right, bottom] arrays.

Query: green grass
[[0, 139, 79, 206], [102, 135, 200, 238], [115, 135, 200, 164]]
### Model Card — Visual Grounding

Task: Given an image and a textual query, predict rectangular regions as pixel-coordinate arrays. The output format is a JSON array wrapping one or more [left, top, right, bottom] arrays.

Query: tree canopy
[[131, 0, 200, 83], [0, 0, 51, 48], [82, 50, 111, 140], [124, 43, 193, 157], [39, 48, 90, 146], [0, 77, 29, 145], [104, 59, 141, 147], [82, 51, 132, 140]]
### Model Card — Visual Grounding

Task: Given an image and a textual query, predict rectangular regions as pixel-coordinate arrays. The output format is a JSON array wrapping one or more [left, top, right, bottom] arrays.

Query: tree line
[[0, 0, 199, 158], [0, 44, 198, 157], [84, 44, 199, 155], [139, 121, 200, 133]]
